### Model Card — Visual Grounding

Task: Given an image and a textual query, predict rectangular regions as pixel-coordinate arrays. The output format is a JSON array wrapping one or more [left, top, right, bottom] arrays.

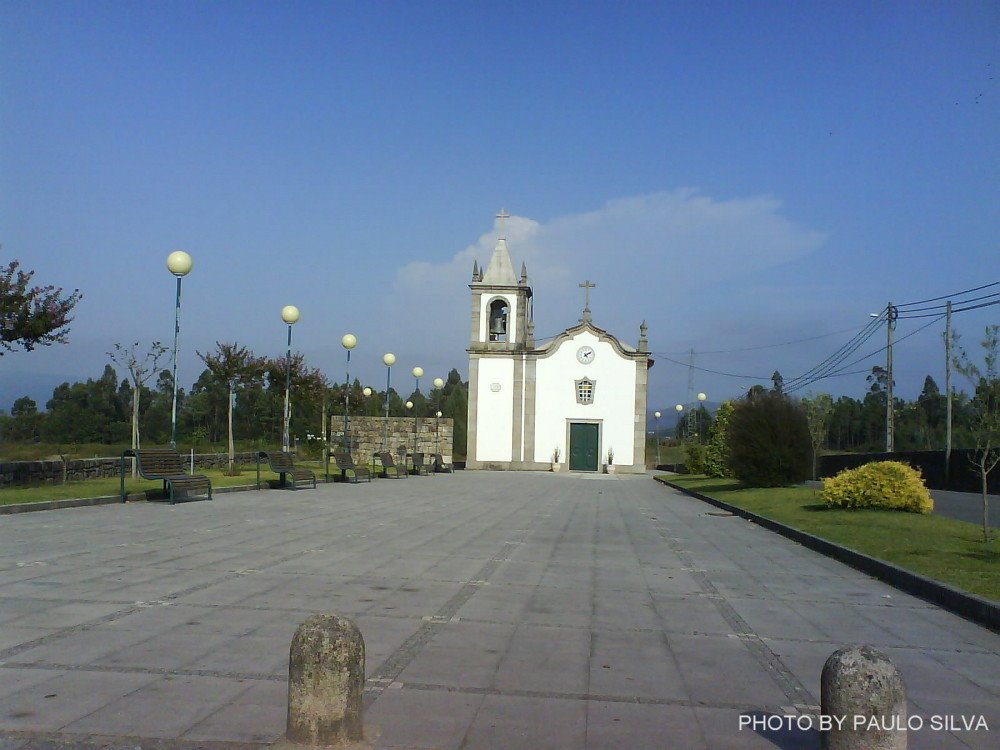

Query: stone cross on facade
[[496, 208, 510, 239], [579, 279, 596, 322]]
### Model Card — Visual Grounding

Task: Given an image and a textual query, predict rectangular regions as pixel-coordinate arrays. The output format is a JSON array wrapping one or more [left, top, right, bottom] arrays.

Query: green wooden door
[[569, 423, 599, 471]]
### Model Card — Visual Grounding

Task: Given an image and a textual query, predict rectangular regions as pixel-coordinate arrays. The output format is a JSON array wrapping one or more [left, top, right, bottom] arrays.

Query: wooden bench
[[432, 453, 453, 473], [377, 451, 406, 479], [410, 452, 431, 476], [120, 448, 212, 504], [332, 452, 372, 483], [256, 451, 316, 490]]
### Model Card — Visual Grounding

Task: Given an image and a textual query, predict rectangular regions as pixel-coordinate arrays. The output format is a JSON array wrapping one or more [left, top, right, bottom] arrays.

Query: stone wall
[[330, 416, 453, 467], [0, 451, 260, 488]]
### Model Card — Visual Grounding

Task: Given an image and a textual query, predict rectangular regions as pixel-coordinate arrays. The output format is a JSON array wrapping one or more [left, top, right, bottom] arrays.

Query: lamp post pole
[[411, 366, 423, 465], [675, 404, 684, 440], [405, 400, 414, 471], [697, 392, 707, 443], [362, 386, 373, 473], [433, 377, 444, 465], [653, 411, 661, 465], [382, 353, 395, 453], [341, 334, 357, 452], [166, 251, 192, 450], [281, 305, 300, 452]]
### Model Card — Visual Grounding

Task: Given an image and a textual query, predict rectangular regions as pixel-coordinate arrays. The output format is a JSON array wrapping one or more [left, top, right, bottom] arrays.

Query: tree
[[0, 260, 82, 354], [43, 364, 128, 444], [4, 396, 42, 441], [953, 324, 1000, 543], [198, 342, 264, 473], [703, 400, 735, 478], [801, 393, 834, 480], [109, 341, 169, 474], [771, 370, 784, 394], [727, 392, 811, 487]]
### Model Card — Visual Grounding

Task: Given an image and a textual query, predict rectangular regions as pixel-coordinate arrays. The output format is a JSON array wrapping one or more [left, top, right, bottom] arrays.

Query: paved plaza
[[0, 472, 998, 749]]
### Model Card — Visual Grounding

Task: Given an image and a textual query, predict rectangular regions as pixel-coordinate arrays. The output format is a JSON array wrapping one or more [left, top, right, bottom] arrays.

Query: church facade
[[466, 223, 653, 473]]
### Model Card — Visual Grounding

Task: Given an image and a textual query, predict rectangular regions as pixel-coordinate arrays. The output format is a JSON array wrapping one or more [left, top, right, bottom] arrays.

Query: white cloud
[[378, 189, 827, 366]]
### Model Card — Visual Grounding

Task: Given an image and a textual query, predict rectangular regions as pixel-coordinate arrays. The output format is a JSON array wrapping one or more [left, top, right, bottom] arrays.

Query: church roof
[[534, 320, 649, 361], [481, 238, 518, 286]]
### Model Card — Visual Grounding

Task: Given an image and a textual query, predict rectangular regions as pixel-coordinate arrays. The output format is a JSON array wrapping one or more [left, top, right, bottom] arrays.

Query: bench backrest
[[130, 449, 186, 477], [378, 451, 397, 468], [334, 452, 357, 470], [262, 451, 296, 471], [413, 452, 426, 466]]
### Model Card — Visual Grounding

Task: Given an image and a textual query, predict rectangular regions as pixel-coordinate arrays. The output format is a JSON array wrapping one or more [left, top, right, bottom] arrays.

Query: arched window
[[488, 298, 509, 342]]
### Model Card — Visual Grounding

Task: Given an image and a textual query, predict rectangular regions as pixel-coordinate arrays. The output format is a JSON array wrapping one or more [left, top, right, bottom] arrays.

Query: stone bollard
[[286, 614, 365, 746], [821, 644, 906, 750]]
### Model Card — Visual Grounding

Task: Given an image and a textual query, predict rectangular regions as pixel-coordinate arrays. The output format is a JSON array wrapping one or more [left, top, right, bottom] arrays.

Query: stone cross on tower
[[496, 208, 511, 239], [579, 279, 596, 323]]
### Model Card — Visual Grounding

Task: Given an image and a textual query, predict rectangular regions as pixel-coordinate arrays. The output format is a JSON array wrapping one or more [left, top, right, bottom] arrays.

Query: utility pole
[[686, 348, 696, 438], [945, 300, 953, 481], [885, 303, 897, 453]]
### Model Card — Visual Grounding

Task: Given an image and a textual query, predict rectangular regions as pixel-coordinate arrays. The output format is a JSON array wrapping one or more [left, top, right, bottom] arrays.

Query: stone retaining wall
[[0, 451, 260, 488], [330, 416, 453, 467]]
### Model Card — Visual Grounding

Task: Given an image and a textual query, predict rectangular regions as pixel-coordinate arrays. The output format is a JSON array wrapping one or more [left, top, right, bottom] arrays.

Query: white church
[[466, 214, 653, 473]]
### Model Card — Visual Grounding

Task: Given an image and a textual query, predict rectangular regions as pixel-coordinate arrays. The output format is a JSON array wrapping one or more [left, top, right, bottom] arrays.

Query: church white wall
[[479, 294, 519, 344], [533, 330, 636, 467], [475, 357, 514, 462]]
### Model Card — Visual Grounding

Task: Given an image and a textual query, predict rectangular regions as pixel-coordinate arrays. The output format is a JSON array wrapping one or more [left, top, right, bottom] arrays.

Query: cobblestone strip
[[650, 514, 817, 710], [401, 680, 764, 711], [362, 541, 520, 708]]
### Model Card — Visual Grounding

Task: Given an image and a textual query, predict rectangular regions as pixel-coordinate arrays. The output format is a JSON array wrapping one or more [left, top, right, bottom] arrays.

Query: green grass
[[664, 475, 1000, 602], [0, 466, 301, 506]]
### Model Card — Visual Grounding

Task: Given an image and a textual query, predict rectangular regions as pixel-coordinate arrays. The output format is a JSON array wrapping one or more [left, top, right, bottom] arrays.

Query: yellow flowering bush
[[821, 461, 933, 514]]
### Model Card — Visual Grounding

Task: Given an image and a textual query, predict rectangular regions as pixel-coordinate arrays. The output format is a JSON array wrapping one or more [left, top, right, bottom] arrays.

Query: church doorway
[[568, 422, 600, 472]]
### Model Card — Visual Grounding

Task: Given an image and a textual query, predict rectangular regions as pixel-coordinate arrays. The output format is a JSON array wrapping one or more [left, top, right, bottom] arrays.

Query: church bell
[[488, 305, 508, 340]]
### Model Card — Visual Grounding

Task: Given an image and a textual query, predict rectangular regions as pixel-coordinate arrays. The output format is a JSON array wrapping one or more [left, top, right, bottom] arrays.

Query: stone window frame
[[575, 378, 596, 405]]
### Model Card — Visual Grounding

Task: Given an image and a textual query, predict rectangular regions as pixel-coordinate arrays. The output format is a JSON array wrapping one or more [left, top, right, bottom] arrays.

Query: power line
[[785, 314, 945, 394], [896, 281, 1000, 308], [659, 326, 864, 355], [782, 314, 886, 389], [896, 293, 1000, 317]]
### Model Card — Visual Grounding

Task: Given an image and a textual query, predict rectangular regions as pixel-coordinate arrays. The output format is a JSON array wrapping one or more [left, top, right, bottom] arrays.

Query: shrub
[[683, 441, 707, 474], [727, 392, 811, 486], [704, 400, 735, 478], [821, 461, 933, 514]]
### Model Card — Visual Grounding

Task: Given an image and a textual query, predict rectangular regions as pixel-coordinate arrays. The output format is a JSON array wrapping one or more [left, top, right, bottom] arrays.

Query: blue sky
[[1, 1, 997, 414]]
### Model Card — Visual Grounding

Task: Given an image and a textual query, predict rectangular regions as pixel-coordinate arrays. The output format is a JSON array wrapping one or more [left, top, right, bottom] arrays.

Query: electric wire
[[785, 314, 946, 394], [658, 326, 864, 355], [895, 281, 999, 309], [781, 313, 886, 389], [894, 291, 1000, 315]]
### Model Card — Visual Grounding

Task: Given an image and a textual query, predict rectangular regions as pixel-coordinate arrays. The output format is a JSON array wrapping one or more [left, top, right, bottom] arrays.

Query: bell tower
[[468, 209, 532, 352]]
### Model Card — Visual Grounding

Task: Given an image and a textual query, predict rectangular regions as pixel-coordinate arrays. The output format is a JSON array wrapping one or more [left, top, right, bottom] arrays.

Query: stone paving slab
[[0, 472, 998, 749]]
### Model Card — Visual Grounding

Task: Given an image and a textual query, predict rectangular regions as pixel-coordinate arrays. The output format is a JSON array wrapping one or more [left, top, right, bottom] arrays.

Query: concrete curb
[[657, 477, 1000, 633]]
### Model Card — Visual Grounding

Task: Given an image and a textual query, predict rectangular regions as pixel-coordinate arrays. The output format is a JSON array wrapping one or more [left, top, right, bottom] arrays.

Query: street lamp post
[[362, 386, 373, 474], [675, 404, 684, 440], [281, 305, 300, 452], [653, 411, 661, 466], [382, 353, 395, 453], [166, 251, 192, 449], [411, 367, 423, 465], [435, 410, 443, 464], [433, 377, 444, 465], [696, 392, 707, 442], [341, 334, 357, 452], [405, 400, 414, 471]]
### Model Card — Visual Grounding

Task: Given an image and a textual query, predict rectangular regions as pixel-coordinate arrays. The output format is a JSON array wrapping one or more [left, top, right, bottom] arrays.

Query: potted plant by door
[[605, 447, 615, 474], [551, 447, 561, 472]]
